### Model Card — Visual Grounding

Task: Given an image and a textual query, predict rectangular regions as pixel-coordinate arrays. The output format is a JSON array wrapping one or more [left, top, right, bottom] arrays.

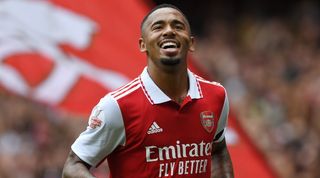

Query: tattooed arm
[[211, 138, 234, 178], [62, 150, 96, 178]]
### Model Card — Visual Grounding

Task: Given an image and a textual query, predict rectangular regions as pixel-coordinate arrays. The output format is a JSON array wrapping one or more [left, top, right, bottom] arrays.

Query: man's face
[[139, 7, 194, 67]]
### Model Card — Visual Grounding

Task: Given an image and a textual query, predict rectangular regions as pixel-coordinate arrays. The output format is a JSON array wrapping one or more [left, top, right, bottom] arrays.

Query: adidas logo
[[147, 122, 163, 134]]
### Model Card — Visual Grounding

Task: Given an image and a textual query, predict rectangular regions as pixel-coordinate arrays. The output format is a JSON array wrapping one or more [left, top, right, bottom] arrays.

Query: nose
[[162, 25, 175, 37]]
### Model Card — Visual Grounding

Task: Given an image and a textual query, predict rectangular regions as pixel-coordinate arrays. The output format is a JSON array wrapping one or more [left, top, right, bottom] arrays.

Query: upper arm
[[62, 150, 94, 178], [71, 94, 126, 167], [212, 138, 228, 155], [65, 150, 91, 169]]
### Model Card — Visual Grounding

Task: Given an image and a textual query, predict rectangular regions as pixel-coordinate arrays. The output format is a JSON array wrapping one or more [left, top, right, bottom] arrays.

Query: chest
[[121, 99, 222, 148]]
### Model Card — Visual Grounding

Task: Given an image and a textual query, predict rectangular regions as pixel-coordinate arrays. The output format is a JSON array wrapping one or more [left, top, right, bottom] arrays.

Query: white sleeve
[[213, 89, 229, 143], [71, 94, 125, 167]]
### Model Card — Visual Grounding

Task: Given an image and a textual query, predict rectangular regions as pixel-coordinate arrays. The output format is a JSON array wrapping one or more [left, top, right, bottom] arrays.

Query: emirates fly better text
[[146, 140, 212, 177]]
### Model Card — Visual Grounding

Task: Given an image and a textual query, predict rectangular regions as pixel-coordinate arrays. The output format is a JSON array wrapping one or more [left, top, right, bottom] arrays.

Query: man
[[63, 4, 234, 178]]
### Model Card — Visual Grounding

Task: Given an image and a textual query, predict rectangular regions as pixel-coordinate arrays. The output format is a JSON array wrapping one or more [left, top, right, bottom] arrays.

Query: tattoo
[[62, 151, 96, 178], [211, 139, 234, 178]]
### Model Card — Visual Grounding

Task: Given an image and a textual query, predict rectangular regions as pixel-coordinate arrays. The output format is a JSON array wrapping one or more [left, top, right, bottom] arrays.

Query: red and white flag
[[0, 0, 277, 177], [0, 0, 148, 114]]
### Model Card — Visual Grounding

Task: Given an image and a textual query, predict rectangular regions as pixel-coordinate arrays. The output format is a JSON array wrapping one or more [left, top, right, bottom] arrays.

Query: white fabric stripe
[[187, 70, 202, 99], [139, 76, 154, 104], [114, 84, 141, 100], [111, 82, 140, 99], [110, 77, 139, 94], [112, 83, 140, 99], [214, 89, 229, 142], [195, 77, 203, 98], [110, 77, 139, 96], [196, 77, 222, 87], [214, 129, 226, 143]]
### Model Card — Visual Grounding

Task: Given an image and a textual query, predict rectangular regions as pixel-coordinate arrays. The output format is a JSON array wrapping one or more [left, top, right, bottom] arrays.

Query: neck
[[147, 65, 189, 104]]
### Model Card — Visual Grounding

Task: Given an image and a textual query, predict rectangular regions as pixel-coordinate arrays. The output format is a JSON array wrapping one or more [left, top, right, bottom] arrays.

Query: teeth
[[161, 42, 177, 49]]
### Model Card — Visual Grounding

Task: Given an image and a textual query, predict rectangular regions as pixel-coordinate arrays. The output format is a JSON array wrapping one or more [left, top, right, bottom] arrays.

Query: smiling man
[[63, 4, 234, 178]]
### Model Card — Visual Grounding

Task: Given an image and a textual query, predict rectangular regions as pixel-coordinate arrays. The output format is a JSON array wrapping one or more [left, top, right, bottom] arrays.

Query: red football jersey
[[72, 67, 229, 178]]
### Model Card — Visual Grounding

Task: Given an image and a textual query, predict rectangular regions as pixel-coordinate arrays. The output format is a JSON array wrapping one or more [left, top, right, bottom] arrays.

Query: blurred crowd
[[0, 92, 86, 178], [193, 1, 320, 178], [0, 1, 319, 178]]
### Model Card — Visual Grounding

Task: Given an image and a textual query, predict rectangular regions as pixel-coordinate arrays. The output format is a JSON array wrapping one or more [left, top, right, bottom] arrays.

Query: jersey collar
[[139, 67, 203, 105]]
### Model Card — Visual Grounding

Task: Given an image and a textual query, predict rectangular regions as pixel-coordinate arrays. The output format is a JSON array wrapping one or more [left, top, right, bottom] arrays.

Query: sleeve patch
[[89, 108, 103, 129]]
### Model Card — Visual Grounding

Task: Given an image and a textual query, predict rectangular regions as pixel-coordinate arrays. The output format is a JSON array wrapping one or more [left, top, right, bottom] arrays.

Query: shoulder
[[108, 77, 142, 101], [93, 78, 142, 123], [194, 74, 227, 97], [99, 77, 145, 113]]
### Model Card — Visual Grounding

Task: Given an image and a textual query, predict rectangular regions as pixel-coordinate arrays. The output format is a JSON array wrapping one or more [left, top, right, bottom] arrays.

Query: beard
[[160, 57, 181, 66]]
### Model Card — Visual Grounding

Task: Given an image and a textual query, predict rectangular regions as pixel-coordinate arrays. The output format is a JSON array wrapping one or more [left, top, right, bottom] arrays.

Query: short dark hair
[[140, 4, 191, 33]]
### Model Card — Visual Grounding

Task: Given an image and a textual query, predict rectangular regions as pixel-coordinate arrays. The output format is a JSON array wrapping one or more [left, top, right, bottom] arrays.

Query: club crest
[[89, 109, 103, 129], [200, 111, 215, 133]]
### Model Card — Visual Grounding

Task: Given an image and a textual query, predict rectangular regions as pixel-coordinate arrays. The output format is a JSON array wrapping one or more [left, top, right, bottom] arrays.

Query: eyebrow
[[150, 20, 164, 28], [172, 19, 186, 27], [150, 19, 186, 28]]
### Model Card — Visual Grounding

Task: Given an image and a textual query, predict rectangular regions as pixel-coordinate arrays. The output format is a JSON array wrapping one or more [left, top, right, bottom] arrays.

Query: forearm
[[62, 163, 96, 178], [211, 140, 234, 178], [62, 151, 96, 178]]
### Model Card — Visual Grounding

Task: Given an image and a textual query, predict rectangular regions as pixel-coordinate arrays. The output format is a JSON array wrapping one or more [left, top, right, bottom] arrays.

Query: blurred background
[[0, 0, 319, 178]]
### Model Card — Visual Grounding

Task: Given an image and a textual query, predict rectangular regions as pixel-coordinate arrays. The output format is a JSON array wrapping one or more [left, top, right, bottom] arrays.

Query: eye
[[175, 24, 185, 30], [152, 24, 163, 31]]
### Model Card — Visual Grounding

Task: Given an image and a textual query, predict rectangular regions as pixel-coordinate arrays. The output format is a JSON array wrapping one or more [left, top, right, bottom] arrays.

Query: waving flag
[[0, 0, 148, 114], [0, 0, 277, 177]]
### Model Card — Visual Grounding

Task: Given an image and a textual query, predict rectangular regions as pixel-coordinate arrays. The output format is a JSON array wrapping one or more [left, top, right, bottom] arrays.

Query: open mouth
[[159, 40, 180, 57], [159, 40, 180, 49]]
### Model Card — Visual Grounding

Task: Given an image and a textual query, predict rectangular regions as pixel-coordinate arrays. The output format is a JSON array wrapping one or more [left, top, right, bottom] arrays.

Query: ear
[[188, 36, 195, 52], [139, 37, 147, 52]]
